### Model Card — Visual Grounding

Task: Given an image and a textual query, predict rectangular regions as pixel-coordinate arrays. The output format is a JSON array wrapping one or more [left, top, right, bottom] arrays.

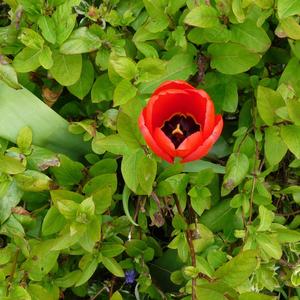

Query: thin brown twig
[[276, 210, 300, 217], [174, 194, 197, 300]]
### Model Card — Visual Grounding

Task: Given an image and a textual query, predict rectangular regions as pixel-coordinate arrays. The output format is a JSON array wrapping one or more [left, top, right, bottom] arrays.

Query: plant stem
[[174, 194, 197, 300]]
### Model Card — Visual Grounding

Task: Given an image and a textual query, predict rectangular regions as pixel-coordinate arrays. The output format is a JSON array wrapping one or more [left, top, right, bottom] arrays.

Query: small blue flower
[[125, 269, 136, 284]]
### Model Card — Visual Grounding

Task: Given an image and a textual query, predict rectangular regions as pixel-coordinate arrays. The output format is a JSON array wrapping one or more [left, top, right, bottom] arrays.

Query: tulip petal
[[153, 80, 195, 96], [138, 111, 173, 163], [147, 90, 207, 129], [182, 115, 223, 163], [176, 131, 203, 158], [153, 127, 176, 157], [201, 93, 215, 139]]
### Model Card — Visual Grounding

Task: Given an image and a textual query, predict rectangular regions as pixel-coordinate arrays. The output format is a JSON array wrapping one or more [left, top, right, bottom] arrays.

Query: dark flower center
[[161, 114, 200, 148]]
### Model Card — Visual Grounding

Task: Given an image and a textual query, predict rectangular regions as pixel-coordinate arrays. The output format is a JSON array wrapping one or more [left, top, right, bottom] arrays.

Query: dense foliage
[[0, 0, 300, 299]]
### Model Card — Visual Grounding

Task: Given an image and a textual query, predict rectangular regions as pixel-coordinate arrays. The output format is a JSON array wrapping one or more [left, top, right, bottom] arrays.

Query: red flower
[[138, 80, 223, 163]]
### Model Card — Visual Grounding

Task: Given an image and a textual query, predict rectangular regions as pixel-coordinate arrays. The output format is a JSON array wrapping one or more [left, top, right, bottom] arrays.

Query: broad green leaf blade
[[208, 43, 260, 75], [60, 27, 102, 54], [256, 86, 285, 125], [214, 250, 258, 287], [280, 125, 300, 158], [67, 58, 94, 100], [139, 53, 197, 94], [222, 153, 249, 196], [0, 82, 89, 159], [50, 52, 82, 86], [278, 0, 300, 19], [13, 47, 41, 73], [184, 5, 219, 28], [264, 127, 287, 165], [230, 20, 271, 53], [0, 62, 21, 89], [239, 292, 276, 300]]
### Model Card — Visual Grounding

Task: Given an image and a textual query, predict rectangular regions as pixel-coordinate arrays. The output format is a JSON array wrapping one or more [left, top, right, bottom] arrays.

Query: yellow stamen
[[172, 123, 183, 136]]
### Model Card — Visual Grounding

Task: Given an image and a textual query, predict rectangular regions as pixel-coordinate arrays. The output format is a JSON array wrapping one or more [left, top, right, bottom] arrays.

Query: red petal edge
[[152, 80, 195, 97], [182, 115, 223, 163], [138, 110, 173, 163]]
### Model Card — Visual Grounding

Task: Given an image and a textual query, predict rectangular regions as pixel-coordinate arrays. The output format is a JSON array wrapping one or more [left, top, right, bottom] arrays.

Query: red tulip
[[138, 80, 223, 163]]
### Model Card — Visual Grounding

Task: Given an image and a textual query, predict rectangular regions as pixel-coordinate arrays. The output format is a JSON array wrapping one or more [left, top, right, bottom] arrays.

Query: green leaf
[[17, 126, 32, 153], [10, 286, 31, 300], [280, 125, 300, 158], [91, 74, 114, 103], [83, 174, 117, 195], [280, 17, 300, 40], [184, 5, 219, 28], [0, 154, 25, 174], [0, 82, 89, 159], [256, 85, 285, 125], [50, 52, 82, 86], [239, 292, 276, 300], [199, 72, 238, 113], [101, 243, 125, 258], [137, 154, 157, 195], [208, 43, 260, 75], [42, 206, 66, 236], [214, 250, 258, 287], [0, 180, 23, 224], [121, 149, 145, 193], [257, 205, 274, 232], [60, 27, 102, 54], [264, 127, 288, 165], [230, 20, 271, 53], [92, 134, 129, 155], [68, 59, 94, 100], [189, 186, 211, 216], [76, 257, 98, 287], [38, 16, 56, 44], [110, 55, 137, 80], [139, 53, 197, 94], [101, 256, 124, 277], [93, 187, 112, 214], [256, 233, 282, 259], [143, 0, 169, 32], [111, 291, 123, 300], [52, 1, 77, 45], [19, 28, 44, 49], [199, 199, 242, 232], [287, 98, 300, 125], [188, 26, 231, 44], [113, 79, 137, 106], [0, 61, 21, 89], [117, 111, 141, 149], [54, 270, 81, 288], [183, 160, 225, 174], [279, 57, 300, 97], [27, 284, 51, 300], [15, 170, 52, 192], [13, 47, 41, 73], [222, 153, 249, 196], [278, 0, 300, 18], [137, 57, 166, 82], [196, 282, 237, 300], [39, 45, 53, 69], [51, 154, 84, 186], [232, 0, 245, 23], [122, 185, 138, 226]]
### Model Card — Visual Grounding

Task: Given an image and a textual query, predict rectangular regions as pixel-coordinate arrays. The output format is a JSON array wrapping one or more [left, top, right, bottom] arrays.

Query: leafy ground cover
[[0, 0, 300, 299]]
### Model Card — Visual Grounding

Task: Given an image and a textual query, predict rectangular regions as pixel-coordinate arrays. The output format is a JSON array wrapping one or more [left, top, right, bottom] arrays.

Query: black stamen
[[161, 114, 200, 148]]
